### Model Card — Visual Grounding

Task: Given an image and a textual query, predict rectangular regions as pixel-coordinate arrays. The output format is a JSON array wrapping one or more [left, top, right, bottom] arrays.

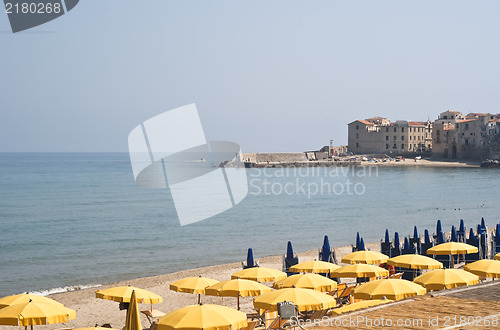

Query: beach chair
[[243, 320, 259, 330], [266, 317, 288, 330], [328, 283, 346, 298], [141, 309, 166, 325], [247, 308, 265, 323], [309, 309, 328, 320], [148, 322, 158, 330], [336, 285, 354, 306], [389, 272, 403, 279], [264, 311, 279, 328]]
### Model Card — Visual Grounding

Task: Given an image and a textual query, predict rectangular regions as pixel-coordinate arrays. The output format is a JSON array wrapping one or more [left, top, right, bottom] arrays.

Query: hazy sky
[[1, 1, 499, 152]]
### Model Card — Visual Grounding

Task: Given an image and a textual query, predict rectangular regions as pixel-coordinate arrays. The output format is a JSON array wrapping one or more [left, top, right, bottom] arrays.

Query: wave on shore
[[26, 284, 102, 296]]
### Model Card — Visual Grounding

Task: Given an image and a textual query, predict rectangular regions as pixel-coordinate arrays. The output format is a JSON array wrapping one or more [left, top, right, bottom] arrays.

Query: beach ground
[[2, 242, 499, 330]]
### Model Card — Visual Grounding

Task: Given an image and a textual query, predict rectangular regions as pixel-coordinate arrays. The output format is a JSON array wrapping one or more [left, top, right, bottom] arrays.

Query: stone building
[[432, 111, 499, 159], [347, 117, 432, 154]]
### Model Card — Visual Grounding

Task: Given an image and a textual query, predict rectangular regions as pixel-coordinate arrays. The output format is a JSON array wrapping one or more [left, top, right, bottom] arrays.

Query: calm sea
[[0, 153, 499, 297]]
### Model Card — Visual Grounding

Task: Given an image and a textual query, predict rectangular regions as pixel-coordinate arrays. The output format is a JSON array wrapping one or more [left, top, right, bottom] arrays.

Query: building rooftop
[[456, 119, 478, 123]]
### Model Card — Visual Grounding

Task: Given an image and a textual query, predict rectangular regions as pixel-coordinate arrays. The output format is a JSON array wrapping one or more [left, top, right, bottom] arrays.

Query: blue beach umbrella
[[321, 236, 331, 262], [286, 241, 294, 259], [413, 226, 419, 240], [385, 229, 390, 244], [394, 232, 400, 249], [424, 230, 431, 245], [356, 232, 361, 250], [438, 230, 445, 244], [469, 228, 476, 240], [403, 237, 410, 250], [359, 238, 366, 251], [496, 225, 500, 244], [451, 226, 457, 242], [477, 224, 483, 236], [436, 220, 442, 236], [481, 217, 486, 230], [247, 248, 255, 268], [459, 219, 465, 234]]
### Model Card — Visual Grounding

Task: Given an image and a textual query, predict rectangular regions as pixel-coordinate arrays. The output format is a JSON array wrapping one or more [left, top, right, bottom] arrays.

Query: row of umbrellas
[[2, 245, 499, 330]]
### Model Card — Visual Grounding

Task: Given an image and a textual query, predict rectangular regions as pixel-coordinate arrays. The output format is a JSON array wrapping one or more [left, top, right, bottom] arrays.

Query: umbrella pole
[[198, 294, 201, 304], [237, 295, 240, 310]]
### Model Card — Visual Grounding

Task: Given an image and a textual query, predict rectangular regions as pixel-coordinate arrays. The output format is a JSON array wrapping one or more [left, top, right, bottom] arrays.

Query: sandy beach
[[0, 243, 375, 330], [3, 238, 499, 330]]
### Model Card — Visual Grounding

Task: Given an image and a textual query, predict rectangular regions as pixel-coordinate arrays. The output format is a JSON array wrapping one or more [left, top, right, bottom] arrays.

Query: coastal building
[[431, 111, 500, 159], [347, 117, 432, 155]]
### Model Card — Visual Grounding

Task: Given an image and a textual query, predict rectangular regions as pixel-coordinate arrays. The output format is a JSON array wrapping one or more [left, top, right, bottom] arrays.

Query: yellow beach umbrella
[[0, 300, 76, 327], [494, 253, 500, 261], [96, 286, 163, 304], [387, 255, 443, 270], [427, 242, 478, 255], [170, 277, 219, 304], [157, 304, 247, 330], [464, 260, 500, 278], [254, 288, 336, 312], [289, 261, 341, 274], [125, 290, 142, 330], [231, 267, 286, 282], [352, 279, 426, 300], [413, 269, 479, 291], [205, 279, 271, 310], [331, 299, 391, 315], [273, 274, 337, 292], [331, 264, 389, 278], [341, 251, 389, 265], [0, 294, 64, 309]]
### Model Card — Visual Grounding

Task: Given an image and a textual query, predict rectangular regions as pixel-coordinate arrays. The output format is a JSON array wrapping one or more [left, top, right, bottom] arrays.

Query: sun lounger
[[266, 317, 288, 330], [141, 309, 166, 325], [328, 283, 346, 298], [336, 284, 354, 306], [309, 309, 328, 320], [389, 272, 403, 279], [243, 320, 259, 330]]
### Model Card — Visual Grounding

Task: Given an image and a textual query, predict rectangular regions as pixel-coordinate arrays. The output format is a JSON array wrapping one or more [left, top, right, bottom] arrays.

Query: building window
[[356, 133, 359, 139], [401, 136, 405, 140], [356, 142, 359, 148], [393, 144, 397, 149], [410, 144, 412, 149], [401, 144, 405, 149], [394, 127, 397, 132], [393, 136, 396, 140], [386, 127, 389, 132], [437, 130, 440, 136], [465, 123, 469, 130], [410, 136, 412, 140], [386, 144, 389, 149], [386, 136, 389, 140], [356, 125, 359, 130], [402, 127, 405, 132], [456, 124, 459, 128]]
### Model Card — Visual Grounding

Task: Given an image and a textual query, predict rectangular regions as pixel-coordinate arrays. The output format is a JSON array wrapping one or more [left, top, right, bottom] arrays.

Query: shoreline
[[246, 159, 481, 168], [0, 242, 378, 330]]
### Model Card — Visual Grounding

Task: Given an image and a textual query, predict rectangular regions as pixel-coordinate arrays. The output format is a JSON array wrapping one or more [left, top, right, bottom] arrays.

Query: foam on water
[[25, 284, 102, 296]]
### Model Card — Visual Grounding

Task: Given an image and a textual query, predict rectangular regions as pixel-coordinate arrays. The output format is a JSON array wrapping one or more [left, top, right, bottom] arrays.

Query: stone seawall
[[241, 152, 308, 164]]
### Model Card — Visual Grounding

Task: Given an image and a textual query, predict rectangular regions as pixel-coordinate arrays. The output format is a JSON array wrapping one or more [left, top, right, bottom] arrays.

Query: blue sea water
[[0, 153, 499, 297]]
